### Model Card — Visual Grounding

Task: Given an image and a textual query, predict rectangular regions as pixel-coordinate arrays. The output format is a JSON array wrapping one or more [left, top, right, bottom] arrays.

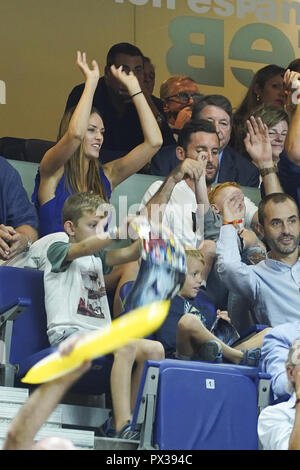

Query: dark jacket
[[65, 77, 176, 160], [218, 146, 259, 187], [149, 144, 260, 186]]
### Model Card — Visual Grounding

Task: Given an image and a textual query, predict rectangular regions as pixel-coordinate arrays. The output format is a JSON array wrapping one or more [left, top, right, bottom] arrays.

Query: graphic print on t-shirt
[[184, 300, 210, 328], [77, 269, 107, 319]]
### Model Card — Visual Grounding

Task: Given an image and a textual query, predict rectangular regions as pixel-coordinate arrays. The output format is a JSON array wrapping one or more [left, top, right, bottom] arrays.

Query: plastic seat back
[[0, 266, 50, 363], [0, 266, 113, 394], [153, 360, 259, 450]]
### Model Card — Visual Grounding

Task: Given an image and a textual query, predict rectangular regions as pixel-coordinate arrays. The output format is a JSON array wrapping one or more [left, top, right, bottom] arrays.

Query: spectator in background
[[287, 58, 300, 73], [143, 56, 156, 96], [260, 322, 300, 401], [160, 75, 202, 140], [234, 104, 289, 165], [258, 338, 300, 450], [65, 43, 175, 163], [278, 68, 300, 213], [231, 64, 286, 151], [191, 95, 259, 187], [0, 157, 38, 261], [149, 93, 261, 182]]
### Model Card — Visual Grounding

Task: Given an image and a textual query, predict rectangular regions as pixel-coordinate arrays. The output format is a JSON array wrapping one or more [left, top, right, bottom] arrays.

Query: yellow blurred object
[[21, 300, 170, 384]]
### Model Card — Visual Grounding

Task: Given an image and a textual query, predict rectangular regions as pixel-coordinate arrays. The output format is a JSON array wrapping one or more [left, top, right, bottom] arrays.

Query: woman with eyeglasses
[[240, 105, 289, 199], [237, 104, 289, 165], [160, 75, 203, 138]]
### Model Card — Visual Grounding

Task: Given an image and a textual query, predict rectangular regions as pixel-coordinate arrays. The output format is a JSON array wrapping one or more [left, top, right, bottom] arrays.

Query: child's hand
[[216, 309, 231, 323], [222, 190, 245, 222]]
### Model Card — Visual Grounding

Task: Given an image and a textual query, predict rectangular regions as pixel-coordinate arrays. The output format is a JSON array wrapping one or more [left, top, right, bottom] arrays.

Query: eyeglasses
[[166, 92, 203, 104]]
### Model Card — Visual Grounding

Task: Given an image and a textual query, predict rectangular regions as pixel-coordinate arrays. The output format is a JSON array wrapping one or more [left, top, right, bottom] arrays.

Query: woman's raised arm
[[104, 65, 163, 190], [40, 51, 100, 178]]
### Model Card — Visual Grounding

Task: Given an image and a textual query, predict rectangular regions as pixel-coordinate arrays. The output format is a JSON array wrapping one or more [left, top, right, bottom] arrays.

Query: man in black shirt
[[65, 42, 175, 164]]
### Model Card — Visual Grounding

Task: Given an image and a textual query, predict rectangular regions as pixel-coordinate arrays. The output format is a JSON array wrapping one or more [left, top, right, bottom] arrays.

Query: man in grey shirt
[[216, 191, 300, 327]]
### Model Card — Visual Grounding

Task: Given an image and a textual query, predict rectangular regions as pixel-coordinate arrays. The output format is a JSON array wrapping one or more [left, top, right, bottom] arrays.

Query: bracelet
[[130, 90, 143, 98], [223, 219, 243, 228], [259, 166, 278, 177]]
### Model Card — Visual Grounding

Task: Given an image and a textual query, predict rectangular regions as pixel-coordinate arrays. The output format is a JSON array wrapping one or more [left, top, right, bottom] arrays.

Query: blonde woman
[[32, 51, 162, 237]]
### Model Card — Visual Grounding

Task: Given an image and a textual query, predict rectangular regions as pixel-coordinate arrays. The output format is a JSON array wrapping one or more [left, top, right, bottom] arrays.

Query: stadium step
[[0, 386, 139, 450], [0, 386, 94, 449]]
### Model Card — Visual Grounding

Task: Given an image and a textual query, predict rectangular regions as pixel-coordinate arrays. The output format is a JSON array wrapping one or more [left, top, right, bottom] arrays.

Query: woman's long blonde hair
[[57, 106, 109, 201]]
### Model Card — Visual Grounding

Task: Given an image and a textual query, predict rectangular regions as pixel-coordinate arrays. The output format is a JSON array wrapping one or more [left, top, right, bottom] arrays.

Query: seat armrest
[[0, 297, 31, 323]]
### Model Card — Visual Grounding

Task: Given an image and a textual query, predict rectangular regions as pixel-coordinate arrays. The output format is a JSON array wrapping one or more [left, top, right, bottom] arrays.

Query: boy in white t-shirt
[[40, 191, 164, 440]]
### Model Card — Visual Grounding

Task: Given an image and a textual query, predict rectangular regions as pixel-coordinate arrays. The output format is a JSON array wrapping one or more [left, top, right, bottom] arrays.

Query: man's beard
[[205, 165, 218, 186], [268, 233, 300, 256]]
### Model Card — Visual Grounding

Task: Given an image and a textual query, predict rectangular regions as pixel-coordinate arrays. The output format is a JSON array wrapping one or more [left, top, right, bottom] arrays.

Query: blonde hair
[[57, 107, 108, 202], [208, 182, 241, 205], [62, 191, 107, 225], [184, 246, 205, 266]]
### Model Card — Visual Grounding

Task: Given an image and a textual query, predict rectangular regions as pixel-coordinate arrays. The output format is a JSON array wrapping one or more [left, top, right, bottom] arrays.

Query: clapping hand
[[76, 51, 100, 85], [110, 64, 141, 97]]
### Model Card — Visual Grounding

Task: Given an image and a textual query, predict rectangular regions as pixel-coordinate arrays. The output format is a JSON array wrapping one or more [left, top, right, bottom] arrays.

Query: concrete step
[[0, 402, 62, 426], [94, 436, 139, 450], [0, 385, 95, 449], [0, 386, 141, 450], [0, 385, 28, 404], [0, 422, 95, 449]]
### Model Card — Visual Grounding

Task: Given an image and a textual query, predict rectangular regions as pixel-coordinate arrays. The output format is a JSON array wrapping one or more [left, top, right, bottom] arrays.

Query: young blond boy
[[155, 248, 268, 364], [35, 192, 164, 439]]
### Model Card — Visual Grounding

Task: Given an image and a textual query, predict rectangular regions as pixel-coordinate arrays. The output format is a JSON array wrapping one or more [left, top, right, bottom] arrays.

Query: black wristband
[[131, 90, 143, 98]]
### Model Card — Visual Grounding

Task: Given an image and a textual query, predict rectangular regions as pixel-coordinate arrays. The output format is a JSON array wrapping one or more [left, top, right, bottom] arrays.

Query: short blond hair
[[184, 246, 205, 266], [62, 191, 107, 225], [208, 182, 241, 205]]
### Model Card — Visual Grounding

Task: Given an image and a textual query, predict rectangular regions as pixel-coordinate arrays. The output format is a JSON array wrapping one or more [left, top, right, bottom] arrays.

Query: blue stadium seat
[[132, 359, 271, 450], [0, 266, 113, 394]]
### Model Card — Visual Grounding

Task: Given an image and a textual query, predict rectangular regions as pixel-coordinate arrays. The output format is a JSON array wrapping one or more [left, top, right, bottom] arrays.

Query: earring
[[256, 94, 260, 102]]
